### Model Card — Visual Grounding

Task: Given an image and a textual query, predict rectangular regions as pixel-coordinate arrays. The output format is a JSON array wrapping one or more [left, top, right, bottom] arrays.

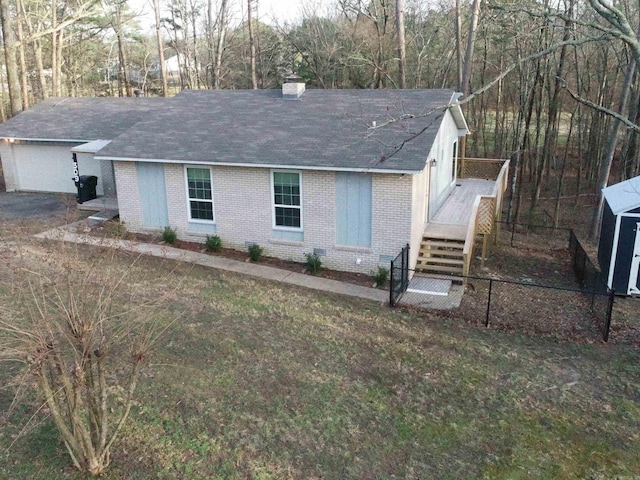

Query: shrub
[[205, 235, 222, 252], [248, 243, 263, 262], [305, 252, 322, 274], [108, 221, 127, 238], [162, 226, 177, 244], [372, 266, 389, 288]]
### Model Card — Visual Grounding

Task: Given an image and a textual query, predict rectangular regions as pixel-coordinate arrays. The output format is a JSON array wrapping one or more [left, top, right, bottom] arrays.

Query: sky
[[132, 0, 335, 32]]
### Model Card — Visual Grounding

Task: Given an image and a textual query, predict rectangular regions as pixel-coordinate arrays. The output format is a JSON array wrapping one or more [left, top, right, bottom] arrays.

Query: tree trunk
[[248, 0, 257, 89], [117, 31, 129, 96], [396, 0, 406, 89], [153, 0, 168, 96], [16, 0, 28, 109], [590, 57, 636, 238], [531, 2, 573, 214], [461, 0, 481, 97], [0, 0, 22, 116], [455, 0, 462, 91], [214, 0, 227, 89], [51, 1, 58, 97], [56, 27, 65, 96]]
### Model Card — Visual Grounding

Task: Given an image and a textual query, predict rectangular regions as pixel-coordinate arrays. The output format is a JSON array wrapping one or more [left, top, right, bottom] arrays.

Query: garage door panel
[[13, 145, 79, 194]]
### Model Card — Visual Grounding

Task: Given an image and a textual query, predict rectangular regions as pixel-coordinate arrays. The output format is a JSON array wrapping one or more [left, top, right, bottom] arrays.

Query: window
[[272, 171, 302, 229], [186, 167, 214, 222]]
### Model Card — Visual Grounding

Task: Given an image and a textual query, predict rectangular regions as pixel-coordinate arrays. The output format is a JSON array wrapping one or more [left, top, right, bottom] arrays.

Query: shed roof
[[0, 97, 161, 142], [96, 88, 464, 173], [603, 176, 640, 215]]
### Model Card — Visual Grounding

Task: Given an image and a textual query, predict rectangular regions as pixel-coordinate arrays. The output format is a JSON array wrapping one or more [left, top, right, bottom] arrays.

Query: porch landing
[[77, 196, 118, 212], [425, 179, 495, 240]]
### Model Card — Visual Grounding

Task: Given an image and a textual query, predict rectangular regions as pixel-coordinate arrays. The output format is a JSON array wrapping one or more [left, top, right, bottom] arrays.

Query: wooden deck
[[424, 179, 495, 240]]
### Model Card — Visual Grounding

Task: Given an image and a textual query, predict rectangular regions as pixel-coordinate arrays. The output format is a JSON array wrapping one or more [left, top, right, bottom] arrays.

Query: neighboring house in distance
[[0, 84, 506, 276]]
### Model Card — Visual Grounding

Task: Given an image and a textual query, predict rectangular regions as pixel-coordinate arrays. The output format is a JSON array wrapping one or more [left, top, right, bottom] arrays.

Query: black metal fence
[[389, 244, 410, 306], [390, 222, 621, 342], [456, 274, 615, 342]]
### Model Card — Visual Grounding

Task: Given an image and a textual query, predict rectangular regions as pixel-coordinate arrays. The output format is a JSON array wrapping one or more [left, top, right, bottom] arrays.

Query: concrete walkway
[[35, 227, 388, 304]]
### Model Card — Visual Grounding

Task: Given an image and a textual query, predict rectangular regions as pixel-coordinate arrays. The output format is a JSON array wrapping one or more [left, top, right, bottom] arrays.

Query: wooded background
[[1, 0, 639, 232]]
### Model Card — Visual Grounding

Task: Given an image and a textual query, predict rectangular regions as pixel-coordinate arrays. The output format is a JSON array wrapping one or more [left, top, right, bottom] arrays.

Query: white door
[[628, 222, 640, 295]]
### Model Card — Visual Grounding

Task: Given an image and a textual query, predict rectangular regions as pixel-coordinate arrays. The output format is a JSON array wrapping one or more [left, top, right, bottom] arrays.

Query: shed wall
[[613, 215, 640, 292], [598, 201, 616, 285]]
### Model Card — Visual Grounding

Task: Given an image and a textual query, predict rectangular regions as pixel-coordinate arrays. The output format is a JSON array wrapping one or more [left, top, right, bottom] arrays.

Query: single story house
[[0, 84, 470, 274], [598, 175, 640, 295]]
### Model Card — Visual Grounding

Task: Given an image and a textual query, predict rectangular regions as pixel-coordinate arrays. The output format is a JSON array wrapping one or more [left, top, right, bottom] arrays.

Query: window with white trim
[[272, 171, 302, 229], [186, 167, 214, 222]]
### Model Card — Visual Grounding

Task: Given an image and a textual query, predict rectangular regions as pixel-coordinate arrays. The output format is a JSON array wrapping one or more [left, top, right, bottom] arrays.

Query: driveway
[[0, 192, 76, 220]]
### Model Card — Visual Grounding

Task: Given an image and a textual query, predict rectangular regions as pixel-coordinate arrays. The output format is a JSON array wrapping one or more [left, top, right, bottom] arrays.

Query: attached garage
[[0, 97, 160, 195], [598, 176, 640, 295], [1, 141, 80, 193]]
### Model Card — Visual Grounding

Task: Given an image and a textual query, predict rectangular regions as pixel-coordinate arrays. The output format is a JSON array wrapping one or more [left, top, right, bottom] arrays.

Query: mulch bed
[[87, 220, 386, 290]]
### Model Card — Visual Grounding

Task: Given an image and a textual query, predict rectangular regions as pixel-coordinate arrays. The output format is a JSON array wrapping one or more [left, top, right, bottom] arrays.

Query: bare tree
[[396, 0, 406, 88], [461, 0, 481, 97], [248, 0, 258, 89], [153, 0, 168, 96], [0, 241, 185, 476], [0, 0, 23, 116]]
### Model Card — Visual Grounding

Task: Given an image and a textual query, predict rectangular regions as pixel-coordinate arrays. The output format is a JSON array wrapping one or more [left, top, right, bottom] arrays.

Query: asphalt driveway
[[0, 192, 76, 220]]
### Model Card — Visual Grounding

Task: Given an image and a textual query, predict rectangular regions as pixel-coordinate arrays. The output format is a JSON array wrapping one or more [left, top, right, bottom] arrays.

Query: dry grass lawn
[[0, 235, 639, 479]]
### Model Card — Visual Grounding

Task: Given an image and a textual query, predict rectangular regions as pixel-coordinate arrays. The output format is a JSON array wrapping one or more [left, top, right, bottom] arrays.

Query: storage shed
[[598, 176, 640, 295]]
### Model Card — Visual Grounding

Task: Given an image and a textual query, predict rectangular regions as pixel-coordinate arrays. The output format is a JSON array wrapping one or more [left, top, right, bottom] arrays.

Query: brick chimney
[[282, 74, 305, 99]]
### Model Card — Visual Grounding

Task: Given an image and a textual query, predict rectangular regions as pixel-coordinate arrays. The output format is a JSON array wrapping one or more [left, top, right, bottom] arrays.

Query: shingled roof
[[96, 88, 463, 173], [0, 97, 162, 142]]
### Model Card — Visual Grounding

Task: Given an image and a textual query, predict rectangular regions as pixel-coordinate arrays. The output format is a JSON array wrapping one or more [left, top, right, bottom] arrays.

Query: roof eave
[[448, 92, 470, 135], [0, 136, 90, 143], [94, 155, 421, 175]]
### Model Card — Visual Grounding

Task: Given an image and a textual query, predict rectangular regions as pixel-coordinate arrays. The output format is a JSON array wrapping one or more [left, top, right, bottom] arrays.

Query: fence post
[[389, 259, 395, 307], [603, 290, 615, 342], [485, 279, 493, 327], [404, 243, 410, 291]]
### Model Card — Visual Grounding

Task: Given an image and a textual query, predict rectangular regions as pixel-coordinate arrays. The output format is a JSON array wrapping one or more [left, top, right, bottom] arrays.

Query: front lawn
[[0, 242, 639, 479]]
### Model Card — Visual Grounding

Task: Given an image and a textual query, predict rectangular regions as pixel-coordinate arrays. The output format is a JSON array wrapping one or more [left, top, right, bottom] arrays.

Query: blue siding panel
[[137, 163, 168, 228], [336, 172, 372, 247]]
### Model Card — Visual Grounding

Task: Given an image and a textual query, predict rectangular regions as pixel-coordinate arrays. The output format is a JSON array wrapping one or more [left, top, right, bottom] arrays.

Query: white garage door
[[5, 144, 103, 194]]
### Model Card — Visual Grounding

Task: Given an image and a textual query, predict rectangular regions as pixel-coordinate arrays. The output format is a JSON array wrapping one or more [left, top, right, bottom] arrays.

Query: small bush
[[372, 266, 389, 288], [108, 221, 127, 238], [205, 235, 222, 252], [248, 243, 263, 262], [305, 252, 322, 274], [162, 226, 177, 244]]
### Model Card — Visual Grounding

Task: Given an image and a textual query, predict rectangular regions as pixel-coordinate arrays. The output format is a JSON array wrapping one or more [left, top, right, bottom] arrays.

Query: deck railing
[[461, 158, 510, 276]]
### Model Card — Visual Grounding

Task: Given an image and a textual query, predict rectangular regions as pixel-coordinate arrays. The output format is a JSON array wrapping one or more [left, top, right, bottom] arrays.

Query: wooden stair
[[416, 236, 465, 276]]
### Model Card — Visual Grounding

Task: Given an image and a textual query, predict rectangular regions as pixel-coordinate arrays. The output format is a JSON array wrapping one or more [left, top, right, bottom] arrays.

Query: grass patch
[[1, 243, 639, 479]]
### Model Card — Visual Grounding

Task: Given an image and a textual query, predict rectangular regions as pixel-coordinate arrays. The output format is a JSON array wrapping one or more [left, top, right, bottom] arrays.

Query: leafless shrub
[[0, 240, 187, 475]]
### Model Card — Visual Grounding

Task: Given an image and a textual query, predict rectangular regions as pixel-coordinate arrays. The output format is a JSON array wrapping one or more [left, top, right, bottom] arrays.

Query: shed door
[[628, 222, 640, 295]]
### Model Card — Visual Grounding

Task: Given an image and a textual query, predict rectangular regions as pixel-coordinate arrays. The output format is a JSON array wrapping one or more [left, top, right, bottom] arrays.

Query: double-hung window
[[272, 171, 302, 230], [186, 166, 214, 222]]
